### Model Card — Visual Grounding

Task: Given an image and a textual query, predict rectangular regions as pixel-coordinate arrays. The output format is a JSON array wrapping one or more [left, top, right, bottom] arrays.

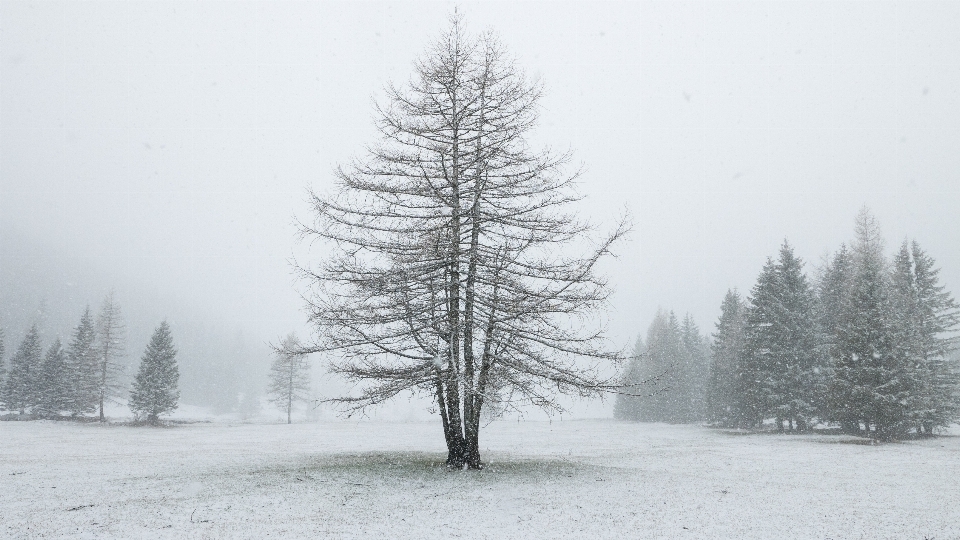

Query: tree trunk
[[288, 363, 294, 424], [464, 393, 485, 469], [100, 340, 109, 422], [443, 389, 466, 467]]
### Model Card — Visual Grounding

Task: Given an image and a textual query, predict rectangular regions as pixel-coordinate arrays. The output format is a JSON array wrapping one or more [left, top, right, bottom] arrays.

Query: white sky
[[3, 1, 960, 379]]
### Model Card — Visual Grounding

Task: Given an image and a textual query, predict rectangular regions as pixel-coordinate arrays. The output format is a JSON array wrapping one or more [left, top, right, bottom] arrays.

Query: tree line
[[0, 293, 180, 425], [617, 209, 960, 440], [614, 311, 710, 423]]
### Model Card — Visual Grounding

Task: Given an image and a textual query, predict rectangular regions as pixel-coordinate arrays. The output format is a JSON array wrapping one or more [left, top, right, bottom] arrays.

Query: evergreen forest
[[616, 209, 960, 440]]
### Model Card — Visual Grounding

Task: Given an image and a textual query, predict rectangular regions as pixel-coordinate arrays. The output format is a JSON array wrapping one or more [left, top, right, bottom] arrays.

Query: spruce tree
[[642, 310, 684, 422], [888, 241, 925, 431], [34, 338, 71, 418], [1, 325, 43, 415], [617, 310, 681, 421], [739, 243, 823, 432], [619, 310, 708, 423], [816, 245, 853, 423], [828, 209, 912, 439], [267, 333, 311, 424], [706, 290, 747, 427], [909, 241, 960, 433], [129, 322, 180, 424], [613, 335, 645, 420], [739, 258, 778, 428], [95, 293, 126, 422], [773, 242, 823, 431], [680, 314, 710, 422], [818, 245, 853, 339], [66, 308, 99, 416]]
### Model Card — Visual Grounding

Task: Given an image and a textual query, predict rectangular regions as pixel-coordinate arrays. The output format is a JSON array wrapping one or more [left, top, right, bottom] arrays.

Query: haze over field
[[3, 2, 960, 413]]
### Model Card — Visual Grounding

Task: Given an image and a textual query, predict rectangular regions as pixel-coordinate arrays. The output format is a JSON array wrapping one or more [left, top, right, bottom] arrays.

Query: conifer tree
[[908, 241, 960, 433], [617, 311, 680, 421], [739, 258, 778, 428], [129, 322, 180, 425], [680, 314, 710, 421], [706, 290, 747, 427], [613, 335, 645, 420], [818, 245, 853, 340], [888, 241, 924, 429], [1, 325, 43, 415], [95, 293, 126, 422], [828, 209, 913, 438], [268, 333, 311, 424], [773, 242, 824, 431], [816, 244, 853, 423], [34, 338, 71, 418], [642, 310, 684, 422], [738, 243, 826, 431], [66, 308, 99, 416], [618, 310, 708, 423]]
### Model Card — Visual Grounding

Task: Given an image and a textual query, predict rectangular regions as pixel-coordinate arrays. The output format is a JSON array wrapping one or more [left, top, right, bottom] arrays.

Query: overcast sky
[[3, 2, 960, 398]]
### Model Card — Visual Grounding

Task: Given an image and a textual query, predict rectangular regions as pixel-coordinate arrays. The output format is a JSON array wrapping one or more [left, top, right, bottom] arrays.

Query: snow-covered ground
[[2, 418, 958, 539]]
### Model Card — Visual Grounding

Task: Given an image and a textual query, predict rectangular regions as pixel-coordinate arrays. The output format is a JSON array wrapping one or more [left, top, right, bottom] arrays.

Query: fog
[[3, 1, 960, 415]]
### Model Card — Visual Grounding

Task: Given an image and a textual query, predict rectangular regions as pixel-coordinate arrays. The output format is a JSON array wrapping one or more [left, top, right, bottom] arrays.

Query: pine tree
[[828, 209, 912, 439], [739, 258, 778, 428], [66, 308, 99, 417], [680, 314, 710, 422], [740, 243, 824, 432], [33, 338, 71, 418], [268, 333, 311, 424], [617, 311, 680, 421], [908, 241, 960, 433], [706, 290, 747, 427], [129, 322, 180, 424], [614, 335, 645, 420], [816, 244, 853, 423], [888, 241, 925, 431], [618, 310, 708, 423], [1, 325, 43, 415], [773, 242, 824, 431], [642, 310, 684, 422], [817, 245, 853, 340], [95, 293, 126, 421]]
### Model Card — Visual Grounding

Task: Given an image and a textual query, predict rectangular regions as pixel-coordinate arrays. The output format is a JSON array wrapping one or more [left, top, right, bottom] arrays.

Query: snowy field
[[2, 419, 959, 539]]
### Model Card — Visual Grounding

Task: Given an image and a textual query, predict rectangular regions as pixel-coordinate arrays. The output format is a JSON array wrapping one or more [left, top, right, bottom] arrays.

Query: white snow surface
[[2, 419, 958, 539]]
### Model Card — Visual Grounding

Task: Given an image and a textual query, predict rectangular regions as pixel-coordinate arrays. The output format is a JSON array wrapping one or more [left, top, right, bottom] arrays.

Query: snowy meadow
[[3, 419, 958, 539], [5, 3, 960, 540]]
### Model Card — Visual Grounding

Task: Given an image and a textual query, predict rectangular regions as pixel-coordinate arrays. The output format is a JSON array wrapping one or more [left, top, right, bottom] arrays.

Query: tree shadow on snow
[[281, 451, 602, 483]]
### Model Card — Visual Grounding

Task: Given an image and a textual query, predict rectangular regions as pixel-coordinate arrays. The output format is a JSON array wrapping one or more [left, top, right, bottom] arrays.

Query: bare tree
[[95, 292, 126, 422], [268, 333, 311, 424], [298, 16, 627, 468]]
